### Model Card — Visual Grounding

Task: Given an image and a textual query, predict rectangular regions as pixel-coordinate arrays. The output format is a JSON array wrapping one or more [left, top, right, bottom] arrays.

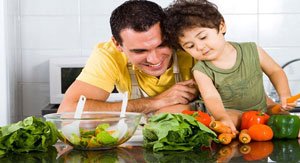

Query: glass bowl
[[44, 112, 142, 150]]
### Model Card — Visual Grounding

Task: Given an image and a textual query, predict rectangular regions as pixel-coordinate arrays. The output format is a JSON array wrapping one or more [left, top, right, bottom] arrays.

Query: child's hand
[[220, 117, 238, 136], [280, 96, 297, 112]]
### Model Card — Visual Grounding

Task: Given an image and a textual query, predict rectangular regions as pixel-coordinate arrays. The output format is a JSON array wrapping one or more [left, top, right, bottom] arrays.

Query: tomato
[[181, 110, 195, 115], [248, 124, 273, 141], [181, 110, 211, 127], [243, 141, 274, 161], [240, 111, 270, 130]]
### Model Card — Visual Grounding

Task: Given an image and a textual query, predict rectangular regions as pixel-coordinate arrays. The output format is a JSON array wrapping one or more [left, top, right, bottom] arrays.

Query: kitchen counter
[[0, 139, 299, 162]]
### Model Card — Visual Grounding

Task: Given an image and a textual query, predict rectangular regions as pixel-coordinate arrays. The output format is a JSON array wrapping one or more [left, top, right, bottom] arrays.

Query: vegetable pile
[[143, 113, 217, 152], [184, 110, 300, 145], [60, 123, 120, 149], [0, 116, 58, 157]]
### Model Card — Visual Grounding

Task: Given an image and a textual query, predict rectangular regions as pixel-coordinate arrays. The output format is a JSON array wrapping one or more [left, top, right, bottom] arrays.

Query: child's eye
[[186, 45, 194, 49], [199, 36, 206, 40]]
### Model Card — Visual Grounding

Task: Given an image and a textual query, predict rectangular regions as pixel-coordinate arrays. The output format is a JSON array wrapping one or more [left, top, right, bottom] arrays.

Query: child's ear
[[219, 21, 226, 35], [112, 37, 123, 52]]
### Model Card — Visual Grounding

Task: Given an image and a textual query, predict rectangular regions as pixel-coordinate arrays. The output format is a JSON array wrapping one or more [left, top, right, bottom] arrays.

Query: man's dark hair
[[110, 0, 166, 45], [164, 0, 224, 49]]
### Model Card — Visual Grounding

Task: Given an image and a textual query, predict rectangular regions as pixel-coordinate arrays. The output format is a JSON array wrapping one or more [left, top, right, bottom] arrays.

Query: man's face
[[115, 23, 173, 77]]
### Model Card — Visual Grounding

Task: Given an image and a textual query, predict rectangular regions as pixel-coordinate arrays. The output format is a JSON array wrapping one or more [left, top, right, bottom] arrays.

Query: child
[[164, 0, 294, 133]]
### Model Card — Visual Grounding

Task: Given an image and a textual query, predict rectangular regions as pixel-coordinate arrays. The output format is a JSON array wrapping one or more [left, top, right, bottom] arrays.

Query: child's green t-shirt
[[192, 42, 267, 112]]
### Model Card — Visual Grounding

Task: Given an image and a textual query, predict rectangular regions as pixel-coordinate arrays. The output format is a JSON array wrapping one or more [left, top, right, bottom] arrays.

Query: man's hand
[[152, 79, 198, 109]]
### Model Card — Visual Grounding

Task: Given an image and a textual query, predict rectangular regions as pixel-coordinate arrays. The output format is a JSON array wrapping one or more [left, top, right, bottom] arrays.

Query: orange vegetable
[[239, 129, 251, 144], [218, 133, 236, 145], [182, 110, 211, 127], [243, 141, 274, 161], [209, 121, 231, 134], [217, 146, 233, 163], [239, 144, 251, 154], [248, 124, 273, 141], [217, 141, 240, 163], [271, 93, 300, 114]]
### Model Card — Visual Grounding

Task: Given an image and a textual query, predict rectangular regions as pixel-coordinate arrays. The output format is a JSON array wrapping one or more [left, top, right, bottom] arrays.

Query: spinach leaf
[[143, 113, 217, 152]]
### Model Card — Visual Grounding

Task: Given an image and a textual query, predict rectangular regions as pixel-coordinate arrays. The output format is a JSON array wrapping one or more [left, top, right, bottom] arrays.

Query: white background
[[1, 0, 300, 123]]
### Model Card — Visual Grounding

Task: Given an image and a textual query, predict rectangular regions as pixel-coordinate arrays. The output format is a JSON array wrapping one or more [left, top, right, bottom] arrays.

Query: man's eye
[[132, 50, 146, 54]]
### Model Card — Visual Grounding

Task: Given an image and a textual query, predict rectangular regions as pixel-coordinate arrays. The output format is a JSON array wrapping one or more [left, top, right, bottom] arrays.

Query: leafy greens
[[143, 113, 217, 152], [0, 116, 58, 157]]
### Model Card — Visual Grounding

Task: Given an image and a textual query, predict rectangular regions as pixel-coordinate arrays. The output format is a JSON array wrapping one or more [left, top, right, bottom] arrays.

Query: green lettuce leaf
[[143, 113, 217, 152], [0, 116, 58, 157]]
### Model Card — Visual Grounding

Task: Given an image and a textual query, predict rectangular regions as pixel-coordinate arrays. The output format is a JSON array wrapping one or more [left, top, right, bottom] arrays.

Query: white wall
[[5, 0, 300, 120], [0, 0, 9, 125]]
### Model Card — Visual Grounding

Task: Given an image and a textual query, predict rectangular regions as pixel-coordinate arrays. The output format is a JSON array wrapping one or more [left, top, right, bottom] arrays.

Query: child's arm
[[193, 70, 237, 133], [258, 46, 294, 111]]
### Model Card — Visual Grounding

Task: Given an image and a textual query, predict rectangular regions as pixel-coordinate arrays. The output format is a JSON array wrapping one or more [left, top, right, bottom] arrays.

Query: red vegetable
[[182, 110, 211, 127], [240, 111, 270, 130]]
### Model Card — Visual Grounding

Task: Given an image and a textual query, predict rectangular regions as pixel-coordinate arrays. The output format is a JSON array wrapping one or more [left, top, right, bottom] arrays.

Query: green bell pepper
[[269, 139, 300, 162], [267, 115, 300, 139]]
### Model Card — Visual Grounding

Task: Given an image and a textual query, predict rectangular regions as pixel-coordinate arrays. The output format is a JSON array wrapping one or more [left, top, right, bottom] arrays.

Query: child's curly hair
[[164, 0, 224, 50]]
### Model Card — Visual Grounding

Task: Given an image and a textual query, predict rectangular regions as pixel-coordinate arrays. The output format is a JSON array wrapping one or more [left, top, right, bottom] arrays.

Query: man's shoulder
[[84, 39, 127, 72], [95, 39, 120, 54], [176, 50, 196, 66]]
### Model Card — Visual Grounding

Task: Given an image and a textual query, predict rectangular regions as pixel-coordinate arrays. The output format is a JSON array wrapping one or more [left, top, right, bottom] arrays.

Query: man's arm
[[58, 79, 197, 113]]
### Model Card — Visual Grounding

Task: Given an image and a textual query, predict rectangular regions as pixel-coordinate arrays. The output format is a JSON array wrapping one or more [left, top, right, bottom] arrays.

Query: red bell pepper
[[182, 110, 211, 127], [240, 111, 270, 130]]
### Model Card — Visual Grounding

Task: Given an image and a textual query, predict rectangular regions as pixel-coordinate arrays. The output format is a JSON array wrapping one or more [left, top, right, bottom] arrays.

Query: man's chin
[[142, 68, 166, 77]]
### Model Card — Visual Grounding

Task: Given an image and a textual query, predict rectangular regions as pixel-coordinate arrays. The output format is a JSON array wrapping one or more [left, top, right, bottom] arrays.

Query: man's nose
[[147, 50, 160, 63]]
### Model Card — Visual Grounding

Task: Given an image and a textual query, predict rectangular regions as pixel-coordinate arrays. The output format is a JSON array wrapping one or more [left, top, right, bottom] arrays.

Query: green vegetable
[[267, 115, 300, 139], [57, 148, 129, 162], [96, 131, 118, 145], [64, 123, 119, 149], [269, 139, 300, 162], [143, 113, 217, 152], [0, 146, 57, 162], [144, 149, 217, 163], [0, 116, 58, 157]]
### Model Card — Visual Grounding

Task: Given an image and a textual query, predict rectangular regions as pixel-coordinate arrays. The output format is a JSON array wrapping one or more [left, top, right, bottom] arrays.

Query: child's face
[[179, 24, 226, 61]]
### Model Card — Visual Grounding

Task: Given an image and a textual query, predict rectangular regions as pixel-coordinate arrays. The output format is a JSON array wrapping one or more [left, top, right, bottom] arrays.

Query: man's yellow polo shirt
[[77, 39, 195, 98]]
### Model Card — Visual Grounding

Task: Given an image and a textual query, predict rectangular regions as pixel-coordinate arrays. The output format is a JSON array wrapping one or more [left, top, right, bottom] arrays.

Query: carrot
[[270, 104, 281, 114], [209, 121, 232, 134], [271, 93, 300, 114], [239, 129, 251, 144], [239, 144, 251, 154], [217, 146, 233, 163], [218, 133, 236, 145], [287, 93, 300, 103]]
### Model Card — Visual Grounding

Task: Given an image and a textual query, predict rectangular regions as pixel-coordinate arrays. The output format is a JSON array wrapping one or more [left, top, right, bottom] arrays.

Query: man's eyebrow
[[129, 49, 148, 53]]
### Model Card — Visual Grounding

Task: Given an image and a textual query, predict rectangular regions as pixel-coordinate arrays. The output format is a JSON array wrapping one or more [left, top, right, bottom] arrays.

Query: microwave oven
[[49, 57, 88, 104], [49, 57, 122, 104]]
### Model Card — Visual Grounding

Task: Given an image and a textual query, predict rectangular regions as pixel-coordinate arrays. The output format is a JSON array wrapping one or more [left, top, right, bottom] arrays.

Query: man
[[57, 0, 197, 114]]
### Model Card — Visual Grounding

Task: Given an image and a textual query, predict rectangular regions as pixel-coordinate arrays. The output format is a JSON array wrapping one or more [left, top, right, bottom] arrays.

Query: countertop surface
[[1, 113, 300, 162], [0, 138, 299, 162]]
